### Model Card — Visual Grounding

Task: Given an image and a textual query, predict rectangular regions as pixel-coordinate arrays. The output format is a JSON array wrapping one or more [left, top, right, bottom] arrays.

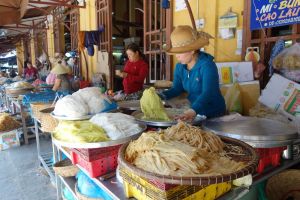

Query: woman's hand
[[175, 109, 196, 122]]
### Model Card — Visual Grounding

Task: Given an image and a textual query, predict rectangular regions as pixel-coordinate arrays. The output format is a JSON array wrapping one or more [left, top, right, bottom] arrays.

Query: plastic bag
[[76, 171, 112, 199], [273, 43, 300, 70], [224, 82, 243, 114]]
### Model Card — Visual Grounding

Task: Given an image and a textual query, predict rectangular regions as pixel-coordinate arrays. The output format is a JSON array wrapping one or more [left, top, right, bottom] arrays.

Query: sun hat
[[166, 25, 213, 54], [51, 64, 70, 75]]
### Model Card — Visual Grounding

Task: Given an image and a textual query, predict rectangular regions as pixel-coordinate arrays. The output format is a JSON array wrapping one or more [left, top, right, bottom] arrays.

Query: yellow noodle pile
[[125, 123, 245, 176], [164, 121, 224, 153]]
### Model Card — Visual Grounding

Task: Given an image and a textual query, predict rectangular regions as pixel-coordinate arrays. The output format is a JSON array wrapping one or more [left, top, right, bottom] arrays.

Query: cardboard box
[[0, 129, 20, 151], [221, 81, 260, 115], [216, 62, 254, 84], [259, 74, 300, 120]]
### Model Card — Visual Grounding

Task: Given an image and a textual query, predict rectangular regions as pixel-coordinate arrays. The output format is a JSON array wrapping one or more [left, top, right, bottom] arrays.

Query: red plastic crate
[[72, 145, 122, 162], [255, 147, 286, 173], [71, 150, 118, 178]]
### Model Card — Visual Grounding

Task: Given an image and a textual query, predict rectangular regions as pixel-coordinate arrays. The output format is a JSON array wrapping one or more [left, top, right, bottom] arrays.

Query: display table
[[52, 137, 300, 200]]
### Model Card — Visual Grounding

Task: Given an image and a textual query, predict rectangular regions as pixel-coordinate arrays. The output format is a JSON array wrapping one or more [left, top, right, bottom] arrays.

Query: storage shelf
[[53, 140, 126, 200], [39, 152, 56, 185], [59, 176, 78, 200]]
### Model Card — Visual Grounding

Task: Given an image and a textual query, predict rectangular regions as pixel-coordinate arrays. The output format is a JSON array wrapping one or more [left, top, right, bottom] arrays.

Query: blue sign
[[251, 0, 300, 30]]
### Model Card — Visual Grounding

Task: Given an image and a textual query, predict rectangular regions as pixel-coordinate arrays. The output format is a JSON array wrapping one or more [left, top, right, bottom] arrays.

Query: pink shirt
[[46, 73, 56, 85]]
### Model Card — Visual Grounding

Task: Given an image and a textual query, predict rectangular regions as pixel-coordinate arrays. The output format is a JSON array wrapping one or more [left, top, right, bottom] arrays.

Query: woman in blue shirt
[[162, 25, 225, 121]]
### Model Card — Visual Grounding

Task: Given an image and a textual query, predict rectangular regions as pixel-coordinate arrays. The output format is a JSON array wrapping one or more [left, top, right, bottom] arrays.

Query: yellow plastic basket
[[120, 167, 232, 200]]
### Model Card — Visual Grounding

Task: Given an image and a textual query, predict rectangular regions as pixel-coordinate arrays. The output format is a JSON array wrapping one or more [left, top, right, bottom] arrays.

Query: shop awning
[[0, 0, 29, 26]]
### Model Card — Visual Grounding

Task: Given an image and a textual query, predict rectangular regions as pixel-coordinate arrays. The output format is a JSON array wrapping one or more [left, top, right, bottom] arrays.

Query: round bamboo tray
[[75, 183, 103, 200], [266, 169, 300, 200], [53, 159, 79, 177], [118, 135, 259, 186]]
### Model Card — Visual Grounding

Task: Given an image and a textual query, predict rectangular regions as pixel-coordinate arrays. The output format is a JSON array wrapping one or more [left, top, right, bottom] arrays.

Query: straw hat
[[51, 64, 70, 75], [166, 25, 213, 54]]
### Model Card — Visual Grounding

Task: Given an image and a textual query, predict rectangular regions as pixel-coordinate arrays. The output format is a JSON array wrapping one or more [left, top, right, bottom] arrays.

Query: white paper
[[219, 28, 234, 39], [236, 29, 243, 49], [175, 0, 188, 11], [216, 62, 254, 84]]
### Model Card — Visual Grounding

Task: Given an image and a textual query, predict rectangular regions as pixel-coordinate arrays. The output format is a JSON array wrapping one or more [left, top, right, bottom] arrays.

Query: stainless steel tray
[[52, 123, 147, 148], [204, 117, 298, 142], [51, 112, 93, 121], [132, 109, 206, 127], [51, 109, 119, 121], [117, 100, 140, 111]]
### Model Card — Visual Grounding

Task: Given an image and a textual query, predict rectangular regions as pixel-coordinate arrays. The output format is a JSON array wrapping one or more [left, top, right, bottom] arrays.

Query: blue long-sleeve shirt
[[162, 52, 225, 118]]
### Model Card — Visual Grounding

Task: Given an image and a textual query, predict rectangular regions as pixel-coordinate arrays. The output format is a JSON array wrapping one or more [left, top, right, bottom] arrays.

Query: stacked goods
[[125, 122, 245, 177], [249, 103, 290, 123], [89, 113, 143, 140], [0, 114, 21, 132], [53, 121, 109, 143], [10, 81, 33, 89], [53, 87, 117, 118], [273, 43, 300, 82], [140, 87, 170, 121]]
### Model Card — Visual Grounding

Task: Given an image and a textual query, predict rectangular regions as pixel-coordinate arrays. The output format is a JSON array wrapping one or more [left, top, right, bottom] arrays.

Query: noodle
[[125, 122, 246, 177]]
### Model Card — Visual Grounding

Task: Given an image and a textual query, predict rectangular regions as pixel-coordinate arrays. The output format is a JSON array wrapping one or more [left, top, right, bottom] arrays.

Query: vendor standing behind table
[[161, 25, 226, 121], [116, 43, 149, 94], [24, 61, 38, 80], [51, 64, 72, 93]]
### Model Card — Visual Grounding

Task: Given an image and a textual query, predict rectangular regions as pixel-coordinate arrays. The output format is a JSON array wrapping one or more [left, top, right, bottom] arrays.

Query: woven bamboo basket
[[266, 169, 300, 200], [118, 135, 259, 186], [75, 183, 103, 200], [30, 102, 52, 121], [53, 159, 79, 177], [39, 107, 58, 133]]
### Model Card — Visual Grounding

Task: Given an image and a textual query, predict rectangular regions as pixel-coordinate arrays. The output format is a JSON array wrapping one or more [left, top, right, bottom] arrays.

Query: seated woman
[[24, 61, 38, 80], [51, 64, 72, 93], [117, 43, 149, 94]]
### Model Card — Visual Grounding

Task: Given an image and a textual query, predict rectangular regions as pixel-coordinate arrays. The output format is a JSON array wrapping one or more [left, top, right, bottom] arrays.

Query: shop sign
[[250, 0, 300, 30]]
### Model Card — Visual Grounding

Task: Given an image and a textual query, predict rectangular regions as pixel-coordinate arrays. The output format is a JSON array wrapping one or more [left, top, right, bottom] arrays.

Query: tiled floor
[[0, 135, 56, 200]]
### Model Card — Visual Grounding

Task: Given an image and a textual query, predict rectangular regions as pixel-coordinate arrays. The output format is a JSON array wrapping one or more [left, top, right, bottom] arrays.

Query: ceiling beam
[[27, 4, 51, 15], [29, 0, 86, 8]]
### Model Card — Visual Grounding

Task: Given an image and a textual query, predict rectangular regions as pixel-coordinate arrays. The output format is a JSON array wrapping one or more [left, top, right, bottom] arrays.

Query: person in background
[[161, 25, 225, 121], [116, 43, 148, 94], [24, 61, 38, 80], [0, 71, 7, 77], [51, 64, 72, 93], [9, 69, 17, 78]]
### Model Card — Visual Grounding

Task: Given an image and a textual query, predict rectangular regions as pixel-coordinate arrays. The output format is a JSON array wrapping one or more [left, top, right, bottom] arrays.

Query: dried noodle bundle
[[164, 121, 224, 153], [125, 125, 245, 176]]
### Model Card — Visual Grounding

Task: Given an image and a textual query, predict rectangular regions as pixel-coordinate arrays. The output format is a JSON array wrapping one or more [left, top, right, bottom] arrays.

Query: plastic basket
[[72, 145, 122, 162], [120, 167, 232, 200], [75, 183, 103, 200], [53, 159, 79, 177], [256, 147, 286, 173], [71, 150, 118, 178]]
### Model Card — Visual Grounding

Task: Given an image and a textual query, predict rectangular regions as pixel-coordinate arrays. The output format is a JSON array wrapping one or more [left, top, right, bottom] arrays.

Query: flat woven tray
[[118, 135, 259, 186]]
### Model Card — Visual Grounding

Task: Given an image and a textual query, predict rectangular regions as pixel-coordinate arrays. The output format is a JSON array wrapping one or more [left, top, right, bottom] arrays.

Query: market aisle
[[0, 136, 56, 200]]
